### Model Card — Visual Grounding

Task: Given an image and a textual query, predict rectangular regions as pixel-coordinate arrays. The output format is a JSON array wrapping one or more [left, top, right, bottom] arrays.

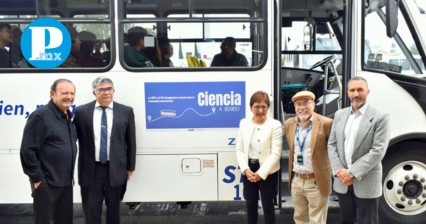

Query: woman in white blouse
[[235, 91, 283, 224]]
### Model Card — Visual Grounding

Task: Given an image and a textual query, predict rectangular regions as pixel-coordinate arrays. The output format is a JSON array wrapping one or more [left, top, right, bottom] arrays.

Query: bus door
[[280, 2, 344, 119]]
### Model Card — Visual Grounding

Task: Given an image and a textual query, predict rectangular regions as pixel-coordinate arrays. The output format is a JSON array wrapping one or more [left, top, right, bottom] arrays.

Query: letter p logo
[[29, 27, 63, 60], [21, 18, 71, 69]]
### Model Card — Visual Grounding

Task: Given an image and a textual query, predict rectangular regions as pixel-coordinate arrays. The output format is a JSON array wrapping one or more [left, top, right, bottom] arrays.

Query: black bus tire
[[379, 142, 426, 224]]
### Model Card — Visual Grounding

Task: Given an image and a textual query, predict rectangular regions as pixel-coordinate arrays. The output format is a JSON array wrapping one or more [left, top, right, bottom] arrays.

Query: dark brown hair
[[249, 91, 270, 107], [50, 79, 74, 92]]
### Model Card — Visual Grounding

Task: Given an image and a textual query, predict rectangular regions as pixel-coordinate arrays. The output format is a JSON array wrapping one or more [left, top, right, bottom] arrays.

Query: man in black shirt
[[20, 79, 77, 224], [211, 37, 249, 67]]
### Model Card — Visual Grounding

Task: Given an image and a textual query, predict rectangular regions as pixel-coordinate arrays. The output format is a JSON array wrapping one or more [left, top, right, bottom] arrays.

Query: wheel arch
[[388, 133, 426, 154]]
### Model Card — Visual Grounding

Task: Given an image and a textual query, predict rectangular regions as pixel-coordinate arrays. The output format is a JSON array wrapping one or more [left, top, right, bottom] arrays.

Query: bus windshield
[[363, 0, 426, 78]]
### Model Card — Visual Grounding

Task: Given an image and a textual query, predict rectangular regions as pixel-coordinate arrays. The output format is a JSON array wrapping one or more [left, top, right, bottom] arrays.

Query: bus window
[[64, 0, 110, 19], [121, 0, 266, 70], [167, 14, 251, 39], [71, 14, 112, 67], [0, 1, 112, 71], [282, 20, 342, 70], [121, 15, 160, 68], [0, 0, 109, 19], [363, 3, 426, 77], [167, 14, 252, 67]]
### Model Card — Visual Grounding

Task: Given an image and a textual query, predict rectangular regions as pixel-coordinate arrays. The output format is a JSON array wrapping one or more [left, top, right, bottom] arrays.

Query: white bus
[[0, 0, 425, 223]]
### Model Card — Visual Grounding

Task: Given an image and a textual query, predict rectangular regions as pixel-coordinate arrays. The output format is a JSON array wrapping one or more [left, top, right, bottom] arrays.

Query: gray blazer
[[328, 104, 390, 198]]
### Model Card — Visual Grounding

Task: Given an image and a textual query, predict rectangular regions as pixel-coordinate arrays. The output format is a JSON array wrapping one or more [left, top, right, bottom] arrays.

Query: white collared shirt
[[248, 121, 263, 160], [292, 116, 313, 174], [344, 102, 368, 167], [93, 101, 114, 162]]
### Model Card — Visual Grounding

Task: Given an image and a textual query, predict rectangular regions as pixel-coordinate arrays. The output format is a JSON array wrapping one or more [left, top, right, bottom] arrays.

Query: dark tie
[[100, 106, 108, 163]]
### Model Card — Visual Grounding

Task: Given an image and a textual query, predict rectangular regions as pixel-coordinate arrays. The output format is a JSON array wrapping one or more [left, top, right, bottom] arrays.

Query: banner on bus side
[[145, 82, 246, 129]]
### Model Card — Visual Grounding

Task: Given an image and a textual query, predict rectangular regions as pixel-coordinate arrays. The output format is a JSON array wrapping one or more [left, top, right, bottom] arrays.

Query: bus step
[[281, 149, 290, 159], [281, 171, 289, 182]]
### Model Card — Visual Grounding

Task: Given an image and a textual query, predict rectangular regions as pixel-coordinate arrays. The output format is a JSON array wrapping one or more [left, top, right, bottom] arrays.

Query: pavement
[[0, 202, 340, 224]]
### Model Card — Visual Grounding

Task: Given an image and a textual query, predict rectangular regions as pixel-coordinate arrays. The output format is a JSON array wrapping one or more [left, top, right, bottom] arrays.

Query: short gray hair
[[348, 76, 368, 88], [92, 76, 114, 91]]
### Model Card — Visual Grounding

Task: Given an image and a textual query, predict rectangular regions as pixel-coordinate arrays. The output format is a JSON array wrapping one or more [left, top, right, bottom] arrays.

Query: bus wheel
[[380, 143, 426, 224]]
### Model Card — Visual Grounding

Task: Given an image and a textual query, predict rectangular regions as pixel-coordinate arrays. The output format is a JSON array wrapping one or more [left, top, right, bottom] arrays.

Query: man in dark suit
[[74, 76, 136, 224], [328, 76, 390, 224]]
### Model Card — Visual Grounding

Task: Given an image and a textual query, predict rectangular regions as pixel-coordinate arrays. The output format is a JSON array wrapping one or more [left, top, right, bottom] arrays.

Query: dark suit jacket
[[284, 113, 333, 196], [74, 100, 136, 187]]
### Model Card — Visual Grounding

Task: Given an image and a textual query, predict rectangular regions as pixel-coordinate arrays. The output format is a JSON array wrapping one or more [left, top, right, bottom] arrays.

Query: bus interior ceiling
[[282, 0, 343, 17]]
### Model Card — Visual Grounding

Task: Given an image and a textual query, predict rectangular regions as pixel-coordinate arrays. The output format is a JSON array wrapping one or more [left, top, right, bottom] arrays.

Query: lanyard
[[296, 124, 312, 153]]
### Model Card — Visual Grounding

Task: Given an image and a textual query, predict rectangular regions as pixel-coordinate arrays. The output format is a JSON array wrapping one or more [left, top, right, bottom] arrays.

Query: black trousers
[[243, 161, 278, 224], [337, 186, 380, 224], [81, 163, 123, 224], [31, 180, 73, 224]]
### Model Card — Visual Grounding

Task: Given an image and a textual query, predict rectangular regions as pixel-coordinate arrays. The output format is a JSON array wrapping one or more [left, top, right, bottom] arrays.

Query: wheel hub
[[403, 180, 422, 198], [383, 161, 426, 215]]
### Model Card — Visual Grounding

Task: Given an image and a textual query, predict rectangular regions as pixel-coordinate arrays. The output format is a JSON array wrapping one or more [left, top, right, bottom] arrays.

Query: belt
[[294, 172, 315, 180], [95, 161, 109, 166], [249, 159, 259, 164]]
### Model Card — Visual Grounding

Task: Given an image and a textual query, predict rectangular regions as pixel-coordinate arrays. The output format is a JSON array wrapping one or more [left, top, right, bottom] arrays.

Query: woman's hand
[[245, 169, 262, 182]]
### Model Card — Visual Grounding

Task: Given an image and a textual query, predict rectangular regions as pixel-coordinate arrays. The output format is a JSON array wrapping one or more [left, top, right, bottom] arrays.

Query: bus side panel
[[360, 72, 426, 138], [0, 153, 33, 203], [218, 151, 244, 201], [124, 154, 218, 202]]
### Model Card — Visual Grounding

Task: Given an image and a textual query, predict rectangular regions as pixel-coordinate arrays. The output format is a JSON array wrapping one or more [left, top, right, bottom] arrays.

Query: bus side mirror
[[386, 0, 400, 38]]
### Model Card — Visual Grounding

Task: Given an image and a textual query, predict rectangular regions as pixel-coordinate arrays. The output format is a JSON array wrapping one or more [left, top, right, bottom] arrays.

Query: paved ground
[[0, 202, 340, 224]]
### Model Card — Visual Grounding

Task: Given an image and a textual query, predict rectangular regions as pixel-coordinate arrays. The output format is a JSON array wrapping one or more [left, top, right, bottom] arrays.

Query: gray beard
[[298, 115, 310, 121], [351, 101, 365, 109]]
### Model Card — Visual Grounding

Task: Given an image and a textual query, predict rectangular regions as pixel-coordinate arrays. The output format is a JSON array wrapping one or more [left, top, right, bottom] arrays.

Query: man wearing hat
[[284, 90, 333, 224]]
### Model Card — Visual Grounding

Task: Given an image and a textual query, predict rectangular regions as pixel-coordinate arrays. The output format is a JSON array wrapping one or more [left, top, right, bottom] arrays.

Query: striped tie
[[100, 106, 108, 163]]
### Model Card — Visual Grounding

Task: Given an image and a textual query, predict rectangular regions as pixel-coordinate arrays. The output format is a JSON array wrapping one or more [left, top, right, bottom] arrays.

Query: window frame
[[0, 0, 115, 73], [118, 0, 269, 72]]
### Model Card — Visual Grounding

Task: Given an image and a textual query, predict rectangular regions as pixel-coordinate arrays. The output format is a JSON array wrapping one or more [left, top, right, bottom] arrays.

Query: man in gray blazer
[[74, 76, 136, 224], [328, 76, 390, 224]]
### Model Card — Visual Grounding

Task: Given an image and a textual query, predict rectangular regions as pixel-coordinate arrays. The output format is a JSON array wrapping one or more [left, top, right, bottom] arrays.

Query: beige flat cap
[[291, 90, 315, 103]]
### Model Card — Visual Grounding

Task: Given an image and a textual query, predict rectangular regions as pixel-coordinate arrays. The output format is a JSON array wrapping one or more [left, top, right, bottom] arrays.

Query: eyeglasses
[[253, 105, 269, 111], [294, 101, 314, 107], [97, 87, 114, 93]]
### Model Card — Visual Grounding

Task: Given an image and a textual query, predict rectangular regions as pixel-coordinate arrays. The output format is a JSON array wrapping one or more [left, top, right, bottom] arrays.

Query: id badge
[[297, 155, 304, 165]]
